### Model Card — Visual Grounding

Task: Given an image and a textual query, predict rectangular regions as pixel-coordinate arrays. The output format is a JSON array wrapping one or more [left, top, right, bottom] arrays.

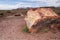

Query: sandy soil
[[0, 16, 60, 40]]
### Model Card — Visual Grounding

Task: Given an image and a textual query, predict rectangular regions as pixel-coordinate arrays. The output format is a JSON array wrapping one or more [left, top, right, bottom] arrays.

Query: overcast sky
[[0, 0, 60, 10]]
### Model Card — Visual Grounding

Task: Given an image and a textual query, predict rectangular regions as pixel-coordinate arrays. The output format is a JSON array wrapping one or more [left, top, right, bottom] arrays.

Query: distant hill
[[0, 7, 60, 17]]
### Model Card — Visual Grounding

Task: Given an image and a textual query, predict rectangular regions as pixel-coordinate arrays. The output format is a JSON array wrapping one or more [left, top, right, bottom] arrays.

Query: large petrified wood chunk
[[25, 8, 60, 33]]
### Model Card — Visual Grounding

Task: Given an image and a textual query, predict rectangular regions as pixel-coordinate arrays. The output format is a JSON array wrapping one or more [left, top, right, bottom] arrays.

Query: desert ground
[[0, 16, 60, 40]]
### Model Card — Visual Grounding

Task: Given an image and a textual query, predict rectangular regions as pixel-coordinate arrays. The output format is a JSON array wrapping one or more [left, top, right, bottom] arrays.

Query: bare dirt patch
[[0, 16, 60, 40]]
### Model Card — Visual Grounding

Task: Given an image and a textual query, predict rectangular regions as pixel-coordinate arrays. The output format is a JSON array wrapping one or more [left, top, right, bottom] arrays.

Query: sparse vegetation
[[0, 13, 4, 16], [23, 25, 29, 33], [0, 7, 60, 17], [7, 10, 11, 13]]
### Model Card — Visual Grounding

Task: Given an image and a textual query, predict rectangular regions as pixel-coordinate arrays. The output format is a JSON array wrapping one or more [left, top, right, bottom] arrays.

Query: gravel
[[0, 16, 60, 40]]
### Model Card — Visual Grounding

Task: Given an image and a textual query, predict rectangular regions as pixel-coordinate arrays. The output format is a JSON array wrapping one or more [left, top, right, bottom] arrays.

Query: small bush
[[23, 25, 29, 33], [0, 13, 4, 16], [7, 10, 11, 13]]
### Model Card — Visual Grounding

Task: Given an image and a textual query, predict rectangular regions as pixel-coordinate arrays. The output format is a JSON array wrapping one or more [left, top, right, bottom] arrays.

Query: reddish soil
[[0, 16, 60, 40]]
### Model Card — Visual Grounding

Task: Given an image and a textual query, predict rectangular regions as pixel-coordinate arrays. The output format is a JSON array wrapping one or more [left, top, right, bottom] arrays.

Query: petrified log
[[25, 8, 60, 33]]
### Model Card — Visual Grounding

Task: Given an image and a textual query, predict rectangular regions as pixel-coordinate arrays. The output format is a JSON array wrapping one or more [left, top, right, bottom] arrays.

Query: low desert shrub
[[23, 25, 29, 33], [0, 13, 4, 16]]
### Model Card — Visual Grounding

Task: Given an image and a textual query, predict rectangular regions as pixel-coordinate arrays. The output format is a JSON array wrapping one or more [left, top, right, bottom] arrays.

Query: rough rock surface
[[25, 8, 58, 33]]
